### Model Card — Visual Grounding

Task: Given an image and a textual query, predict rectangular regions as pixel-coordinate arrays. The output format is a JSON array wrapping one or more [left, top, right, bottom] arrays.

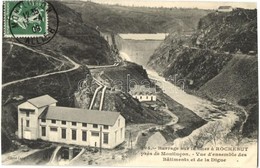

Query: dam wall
[[115, 33, 168, 67]]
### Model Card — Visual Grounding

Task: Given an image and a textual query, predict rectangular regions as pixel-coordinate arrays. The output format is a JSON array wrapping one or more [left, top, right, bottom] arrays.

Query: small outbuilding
[[217, 6, 233, 12], [129, 85, 156, 102]]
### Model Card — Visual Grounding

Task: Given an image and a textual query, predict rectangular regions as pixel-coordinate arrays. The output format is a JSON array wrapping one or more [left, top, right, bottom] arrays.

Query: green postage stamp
[[4, 0, 48, 38]]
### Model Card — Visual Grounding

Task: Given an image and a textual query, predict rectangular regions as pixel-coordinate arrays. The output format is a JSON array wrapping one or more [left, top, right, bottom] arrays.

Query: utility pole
[[100, 127, 102, 154], [21, 118, 23, 139], [129, 132, 133, 150], [161, 115, 164, 129]]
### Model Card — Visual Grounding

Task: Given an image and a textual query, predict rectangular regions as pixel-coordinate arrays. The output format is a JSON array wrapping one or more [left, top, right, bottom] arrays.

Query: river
[[145, 68, 239, 146], [147, 69, 217, 119], [119, 51, 241, 146], [117, 50, 257, 168], [120, 51, 232, 120]]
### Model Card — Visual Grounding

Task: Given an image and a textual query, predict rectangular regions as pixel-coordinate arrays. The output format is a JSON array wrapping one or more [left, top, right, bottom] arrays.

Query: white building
[[217, 6, 233, 12], [129, 85, 156, 102], [18, 95, 125, 149]]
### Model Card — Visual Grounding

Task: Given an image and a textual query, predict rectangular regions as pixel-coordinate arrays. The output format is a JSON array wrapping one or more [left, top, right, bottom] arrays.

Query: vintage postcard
[[1, 0, 258, 167]]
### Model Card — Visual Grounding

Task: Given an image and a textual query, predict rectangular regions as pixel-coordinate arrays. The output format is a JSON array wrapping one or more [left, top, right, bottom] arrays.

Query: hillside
[[147, 9, 258, 138], [199, 55, 257, 103], [2, 43, 74, 84], [3, 1, 117, 85], [64, 1, 211, 33], [20, 1, 115, 66], [148, 9, 257, 72], [99, 62, 152, 92], [192, 9, 257, 54]]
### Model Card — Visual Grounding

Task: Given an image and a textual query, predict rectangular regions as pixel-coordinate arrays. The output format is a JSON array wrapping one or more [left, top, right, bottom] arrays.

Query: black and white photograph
[[1, 0, 258, 167]]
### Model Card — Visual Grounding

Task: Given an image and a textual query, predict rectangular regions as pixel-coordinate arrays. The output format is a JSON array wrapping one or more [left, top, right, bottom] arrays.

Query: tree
[[204, 121, 223, 146], [224, 129, 243, 146], [180, 121, 227, 149], [181, 130, 211, 150]]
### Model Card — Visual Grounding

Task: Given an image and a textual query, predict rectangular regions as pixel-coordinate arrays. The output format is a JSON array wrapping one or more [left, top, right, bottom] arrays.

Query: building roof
[[28, 95, 57, 108], [39, 106, 121, 126], [218, 6, 232, 9], [118, 33, 168, 41], [129, 85, 156, 95]]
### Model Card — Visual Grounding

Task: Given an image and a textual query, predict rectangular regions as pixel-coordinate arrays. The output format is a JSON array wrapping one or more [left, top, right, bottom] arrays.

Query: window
[[26, 120, 30, 127], [140, 96, 142, 99], [72, 130, 77, 140], [61, 121, 66, 125], [20, 108, 35, 113], [50, 127, 57, 131], [118, 119, 120, 127], [91, 132, 99, 137], [41, 127, 46, 136], [82, 131, 87, 141], [26, 111, 29, 117], [62, 129, 66, 139], [103, 133, 109, 144], [82, 123, 87, 127], [72, 122, 77, 126], [146, 96, 148, 99], [41, 119, 46, 123], [120, 128, 123, 139], [93, 124, 98, 128], [115, 131, 117, 143], [51, 120, 56, 124], [104, 125, 109, 129]]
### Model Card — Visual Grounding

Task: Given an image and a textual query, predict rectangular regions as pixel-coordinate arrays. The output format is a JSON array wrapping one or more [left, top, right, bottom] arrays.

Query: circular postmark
[[8, 1, 59, 47]]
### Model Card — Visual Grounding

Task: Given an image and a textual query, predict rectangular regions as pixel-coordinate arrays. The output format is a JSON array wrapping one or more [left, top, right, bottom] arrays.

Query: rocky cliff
[[193, 8, 257, 54], [147, 9, 258, 138]]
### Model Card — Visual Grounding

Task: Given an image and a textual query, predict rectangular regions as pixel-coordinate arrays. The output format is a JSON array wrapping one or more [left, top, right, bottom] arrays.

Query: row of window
[[135, 96, 155, 100], [26, 120, 112, 130], [41, 127, 109, 144], [41, 119, 109, 129], [26, 119, 121, 130]]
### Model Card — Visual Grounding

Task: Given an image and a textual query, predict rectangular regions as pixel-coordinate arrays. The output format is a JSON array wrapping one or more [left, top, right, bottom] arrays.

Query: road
[[2, 148, 40, 165], [163, 105, 178, 126], [2, 41, 120, 89], [87, 62, 119, 69], [183, 44, 256, 57], [2, 42, 80, 88], [2, 40, 123, 89]]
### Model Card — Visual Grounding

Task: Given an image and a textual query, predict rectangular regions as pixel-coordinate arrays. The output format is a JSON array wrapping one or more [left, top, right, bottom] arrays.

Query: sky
[[88, 0, 257, 9]]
